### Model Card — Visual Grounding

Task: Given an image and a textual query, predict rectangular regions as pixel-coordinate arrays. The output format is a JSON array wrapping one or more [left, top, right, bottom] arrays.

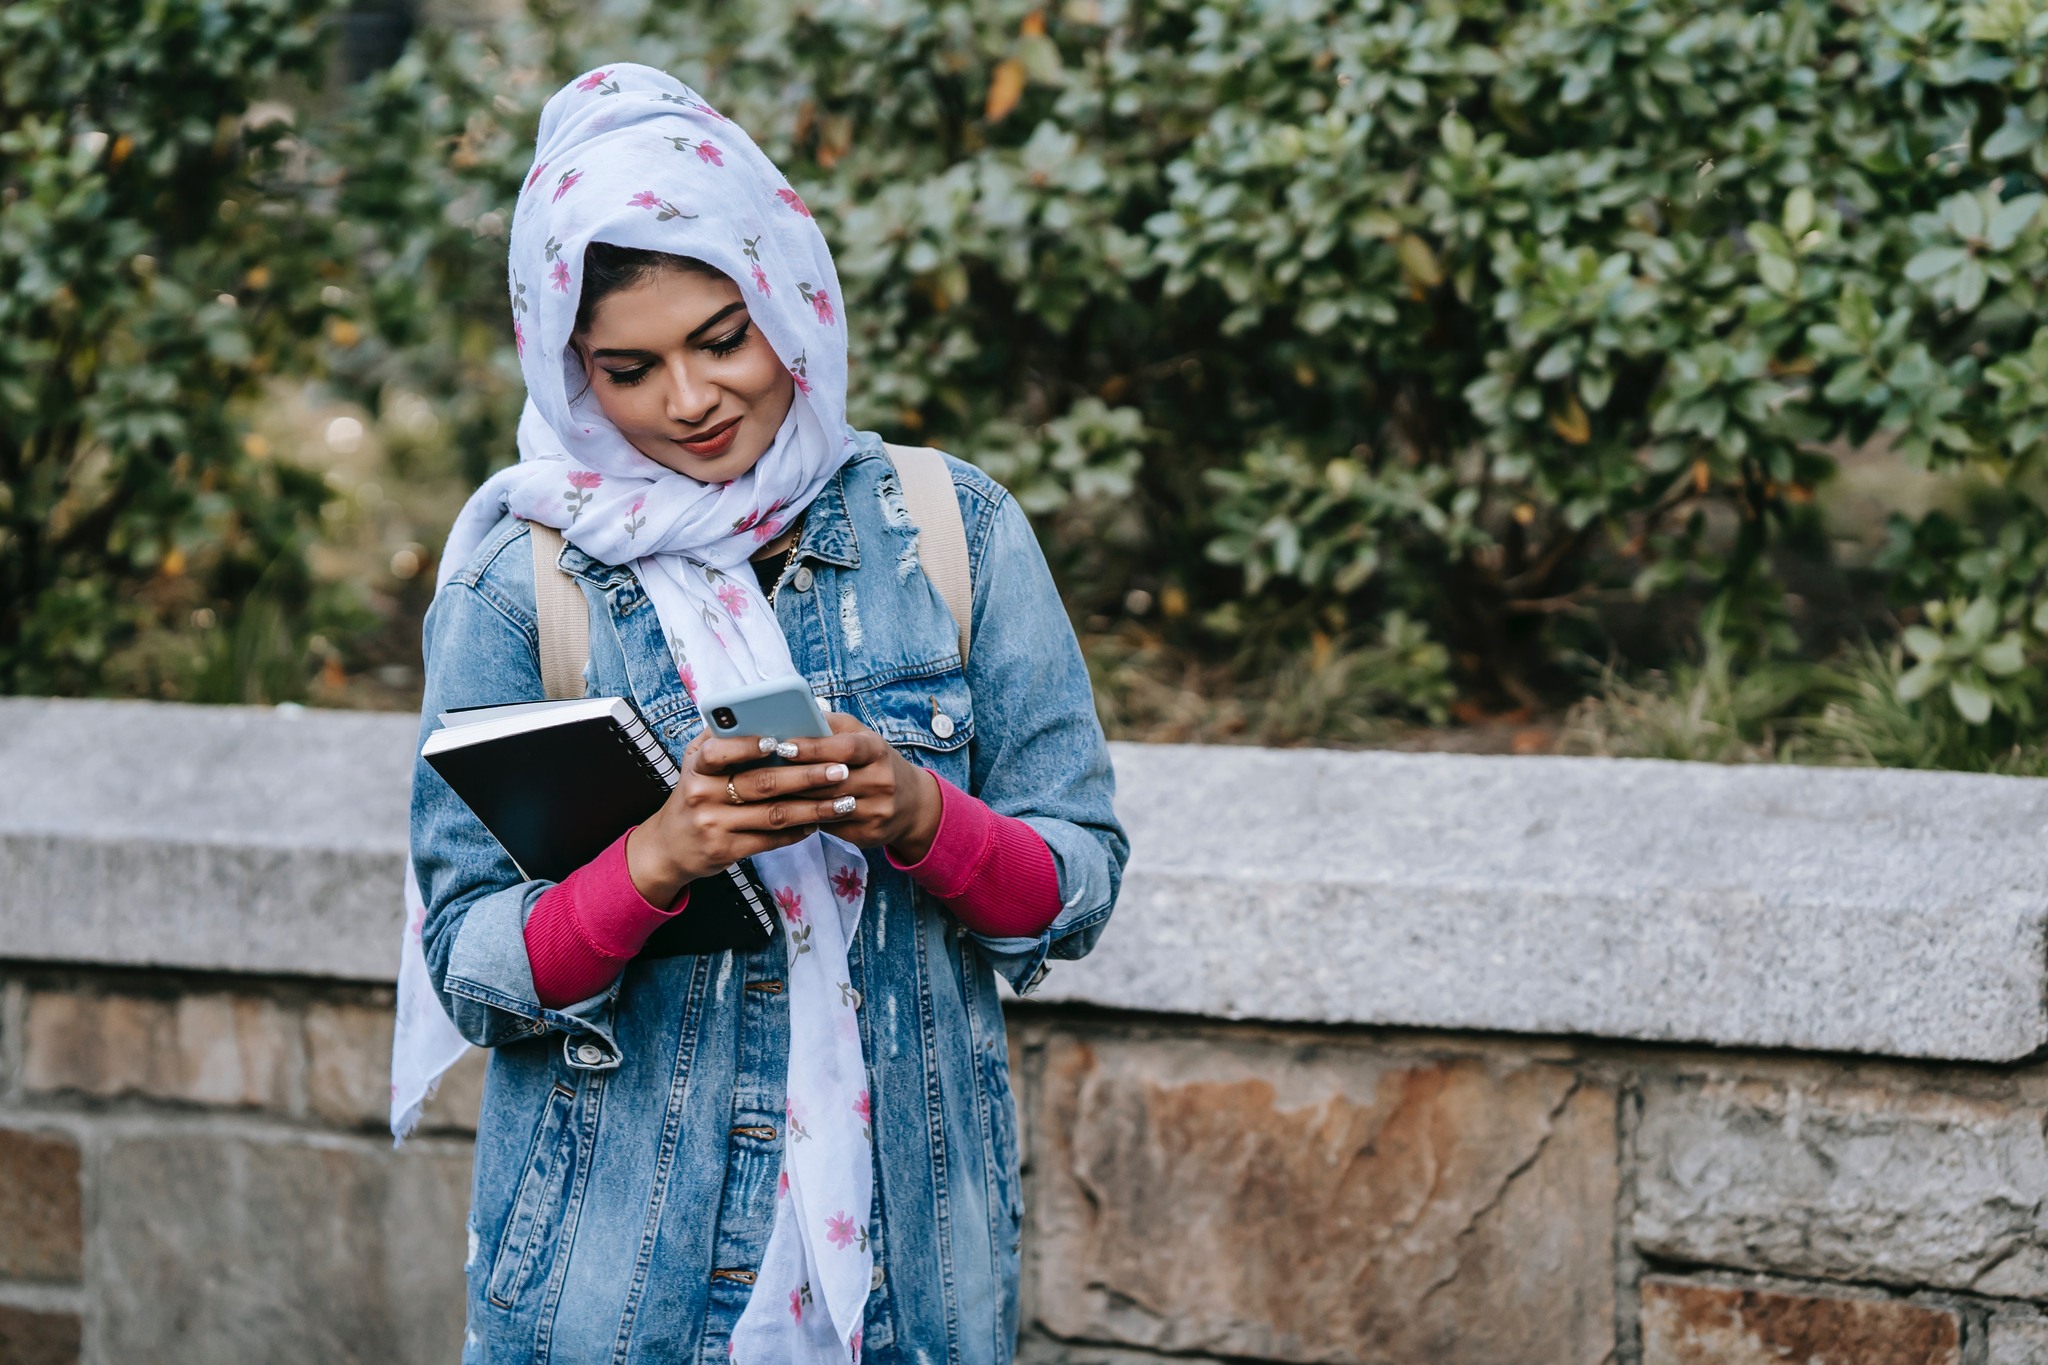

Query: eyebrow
[[589, 302, 749, 360]]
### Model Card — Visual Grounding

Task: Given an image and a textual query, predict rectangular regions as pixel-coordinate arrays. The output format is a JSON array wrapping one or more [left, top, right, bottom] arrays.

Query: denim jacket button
[[575, 1043, 604, 1066], [790, 566, 814, 593], [930, 711, 955, 739]]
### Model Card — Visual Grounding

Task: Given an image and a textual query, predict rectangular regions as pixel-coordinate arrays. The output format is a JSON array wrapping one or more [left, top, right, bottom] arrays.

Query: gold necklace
[[763, 515, 806, 606]]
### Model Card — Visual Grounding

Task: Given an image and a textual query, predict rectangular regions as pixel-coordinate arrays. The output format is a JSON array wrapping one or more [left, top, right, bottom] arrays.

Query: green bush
[[0, 0, 344, 697], [20, 0, 2048, 752], [307, 0, 2048, 736]]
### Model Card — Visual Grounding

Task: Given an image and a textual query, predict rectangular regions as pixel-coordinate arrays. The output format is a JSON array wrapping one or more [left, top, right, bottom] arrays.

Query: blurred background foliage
[[10, 0, 2048, 766]]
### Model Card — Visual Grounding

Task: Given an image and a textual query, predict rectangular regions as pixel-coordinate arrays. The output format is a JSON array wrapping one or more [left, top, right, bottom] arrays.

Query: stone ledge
[[5, 697, 2048, 1061]]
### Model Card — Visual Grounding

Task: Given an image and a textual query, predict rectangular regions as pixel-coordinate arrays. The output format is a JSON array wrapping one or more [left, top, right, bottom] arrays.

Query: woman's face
[[578, 266, 796, 485]]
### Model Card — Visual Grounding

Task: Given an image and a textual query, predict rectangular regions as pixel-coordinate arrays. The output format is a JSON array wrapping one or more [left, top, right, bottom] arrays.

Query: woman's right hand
[[623, 731, 857, 907]]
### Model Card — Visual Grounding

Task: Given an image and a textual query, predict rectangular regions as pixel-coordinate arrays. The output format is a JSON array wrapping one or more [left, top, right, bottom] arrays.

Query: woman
[[401, 62, 1125, 1364]]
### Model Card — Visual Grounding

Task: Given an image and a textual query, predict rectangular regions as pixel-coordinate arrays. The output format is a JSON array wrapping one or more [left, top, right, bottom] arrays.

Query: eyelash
[[599, 322, 751, 387], [704, 321, 751, 358]]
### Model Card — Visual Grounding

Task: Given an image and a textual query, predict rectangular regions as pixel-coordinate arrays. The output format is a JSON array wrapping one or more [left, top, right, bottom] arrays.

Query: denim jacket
[[410, 435, 1127, 1363]]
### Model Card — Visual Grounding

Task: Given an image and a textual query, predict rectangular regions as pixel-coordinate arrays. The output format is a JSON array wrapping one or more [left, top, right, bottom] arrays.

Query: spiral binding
[[619, 707, 680, 789]]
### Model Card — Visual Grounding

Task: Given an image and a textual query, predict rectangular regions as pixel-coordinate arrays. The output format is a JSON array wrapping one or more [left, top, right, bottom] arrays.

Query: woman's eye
[[703, 322, 751, 358], [602, 366, 652, 387]]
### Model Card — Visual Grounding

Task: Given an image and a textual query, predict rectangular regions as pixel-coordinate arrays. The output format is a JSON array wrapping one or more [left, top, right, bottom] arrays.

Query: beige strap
[[885, 444, 973, 663], [528, 524, 590, 701]]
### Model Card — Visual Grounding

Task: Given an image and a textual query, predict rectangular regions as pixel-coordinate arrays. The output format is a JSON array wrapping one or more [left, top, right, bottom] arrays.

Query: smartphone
[[698, 675, 835, 764]]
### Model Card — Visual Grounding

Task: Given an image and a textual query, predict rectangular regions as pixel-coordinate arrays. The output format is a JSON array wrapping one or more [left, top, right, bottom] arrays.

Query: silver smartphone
[[698, 676, 835, 765]]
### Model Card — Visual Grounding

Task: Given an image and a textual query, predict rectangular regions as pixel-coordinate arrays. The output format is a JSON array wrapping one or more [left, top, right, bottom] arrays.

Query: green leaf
[[1440, 111, 1475, 159], [1982, 109, 2041, 161], [1897, 660, 1941, 702], [1981, 632, 2027, 676], [1953, 257, 1989, 311], [1902, 625, 1946, 661], [1905, 246, 1967, 282], [1959, 596, 2000, 643], [1987, 193, 2044, 252], [1949, 677, 1994, 724], [1945, 192, 1987, 241], [1757, 253, 1797, 294], [1783, 186, 1816, 239]]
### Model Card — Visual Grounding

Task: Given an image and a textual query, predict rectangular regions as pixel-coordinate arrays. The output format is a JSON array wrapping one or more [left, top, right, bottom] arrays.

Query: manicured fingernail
[[833, 796, 856, 816], [825, 763, 850, 782], [775, 741, 800, 759], [757, 736, 780, 754]]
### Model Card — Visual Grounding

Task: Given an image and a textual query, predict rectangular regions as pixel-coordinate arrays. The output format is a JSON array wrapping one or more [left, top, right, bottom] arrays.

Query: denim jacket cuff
[[441, 881, 624, 1065], [964, 928, 1053, 996]]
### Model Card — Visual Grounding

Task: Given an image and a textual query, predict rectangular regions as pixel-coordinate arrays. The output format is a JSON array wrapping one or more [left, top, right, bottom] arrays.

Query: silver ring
[[726, 778, 743, 806]]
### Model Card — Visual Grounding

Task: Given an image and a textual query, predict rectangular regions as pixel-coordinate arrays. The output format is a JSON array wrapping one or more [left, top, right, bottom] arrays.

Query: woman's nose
[[665, 358, 718, 425]]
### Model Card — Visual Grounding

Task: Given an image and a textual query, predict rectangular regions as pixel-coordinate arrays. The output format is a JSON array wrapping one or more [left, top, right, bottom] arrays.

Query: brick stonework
[[1640, 1278, 1961, 1365], [0, 1127, 82, 1281], [22, 986, 295, 1111], [1026, 1025, 1617, 1364], [0, 1305, 82, 1365]]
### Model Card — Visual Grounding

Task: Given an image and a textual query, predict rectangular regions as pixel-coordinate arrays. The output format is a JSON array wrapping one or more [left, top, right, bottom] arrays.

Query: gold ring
[[726, 778, 743, 806]]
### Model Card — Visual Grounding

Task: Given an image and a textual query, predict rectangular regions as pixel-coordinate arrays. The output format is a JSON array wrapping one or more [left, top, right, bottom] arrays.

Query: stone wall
[[6, 697, 2048, 1363]]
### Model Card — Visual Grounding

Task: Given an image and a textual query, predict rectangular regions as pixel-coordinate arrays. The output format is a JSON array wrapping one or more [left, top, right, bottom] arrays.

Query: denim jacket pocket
[[852, 669, 973, 760], [487, 1081, 579, 1309]]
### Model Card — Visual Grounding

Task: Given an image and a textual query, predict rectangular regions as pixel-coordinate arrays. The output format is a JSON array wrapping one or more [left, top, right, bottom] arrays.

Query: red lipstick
[[675, 416, 741, 458]]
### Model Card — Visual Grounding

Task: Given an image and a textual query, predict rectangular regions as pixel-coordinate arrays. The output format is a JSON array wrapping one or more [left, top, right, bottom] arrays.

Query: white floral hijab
[[391, 62, 874, 1363]]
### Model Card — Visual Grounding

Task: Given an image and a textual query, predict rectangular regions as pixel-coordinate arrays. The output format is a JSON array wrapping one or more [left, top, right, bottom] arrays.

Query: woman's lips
[[674, 416, 741, 458]]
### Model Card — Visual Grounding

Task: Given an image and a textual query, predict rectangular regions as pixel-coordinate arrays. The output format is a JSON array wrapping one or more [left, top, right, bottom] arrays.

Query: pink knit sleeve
[[887, 773, 1063, 939], [524, 829, 686, 1009]]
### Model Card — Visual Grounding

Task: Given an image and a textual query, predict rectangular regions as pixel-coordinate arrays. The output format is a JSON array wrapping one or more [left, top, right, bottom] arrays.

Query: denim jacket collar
[[553, 458, 864, 588]]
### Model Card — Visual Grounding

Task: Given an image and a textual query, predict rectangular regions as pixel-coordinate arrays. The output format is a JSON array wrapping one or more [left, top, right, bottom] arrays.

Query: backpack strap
[[527, 523, 590, 701], [884, 443, 973, 664]]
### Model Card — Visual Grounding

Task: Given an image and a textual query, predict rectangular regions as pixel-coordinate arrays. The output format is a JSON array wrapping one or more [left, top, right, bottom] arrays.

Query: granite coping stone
[[3, 697, 2046, 1061]]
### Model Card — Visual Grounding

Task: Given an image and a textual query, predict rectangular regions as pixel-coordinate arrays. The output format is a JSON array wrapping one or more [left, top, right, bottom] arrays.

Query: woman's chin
[[636, 436, 772, 485]]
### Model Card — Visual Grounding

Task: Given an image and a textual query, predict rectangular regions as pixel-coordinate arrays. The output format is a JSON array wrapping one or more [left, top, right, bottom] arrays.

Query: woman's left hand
[[770, 711, 942, 861]]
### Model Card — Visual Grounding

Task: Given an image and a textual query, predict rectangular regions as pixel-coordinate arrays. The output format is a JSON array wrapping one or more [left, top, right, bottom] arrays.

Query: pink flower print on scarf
[[630, 190, 695, 222], [831, 863, 864, 902], [575, 69, 619, 95], [851, 1328, 863, 1363], [741, 235, 770, 296], [552, 168, 583, 202], [751, 498, 789, 543], [853, 1088, 872, 1143], [789, 351, 813, 395], [788, 1282, 813, 1323], [523, 161, 548, 193], [777, 885, 814, 954], [624, 494, 647, 540], [563, 469, 601, 521], [513, 319, 525, 356], [824, 1212, 866, 1252], [668, 135, 725, 166], [797, 282, 835, 325], [777, 1170, 789, 1199], [786, 1095, 811, 1142], [715, 581, 749, 617], [549, 260, 571, 292], [776, 187, 812, 218]]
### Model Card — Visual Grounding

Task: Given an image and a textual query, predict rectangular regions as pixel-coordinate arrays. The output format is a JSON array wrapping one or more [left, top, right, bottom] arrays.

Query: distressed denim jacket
[[411, 435, 1128, 1364]]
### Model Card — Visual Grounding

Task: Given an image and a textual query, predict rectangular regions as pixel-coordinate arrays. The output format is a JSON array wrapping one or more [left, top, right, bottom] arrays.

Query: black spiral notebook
[[421, 697, 774, 956]]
